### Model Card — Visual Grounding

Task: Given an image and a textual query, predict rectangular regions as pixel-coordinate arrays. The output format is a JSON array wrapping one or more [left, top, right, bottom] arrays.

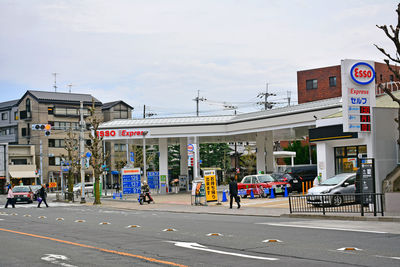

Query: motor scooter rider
[[141, 181, 153, 203]]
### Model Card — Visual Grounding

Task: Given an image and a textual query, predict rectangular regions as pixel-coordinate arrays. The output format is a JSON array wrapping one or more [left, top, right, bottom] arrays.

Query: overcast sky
[[0, 0, 397, 118]]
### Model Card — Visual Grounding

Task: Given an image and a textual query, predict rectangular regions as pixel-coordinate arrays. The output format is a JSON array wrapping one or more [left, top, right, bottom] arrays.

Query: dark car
[[284, 165, 317, 182], [271, 173, 303, 193], [12, 186, 34, 204], [30, 185, 42, 200]]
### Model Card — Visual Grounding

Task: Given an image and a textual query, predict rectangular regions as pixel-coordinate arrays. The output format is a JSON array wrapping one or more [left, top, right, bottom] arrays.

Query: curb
[[282, 213, 400, 222]]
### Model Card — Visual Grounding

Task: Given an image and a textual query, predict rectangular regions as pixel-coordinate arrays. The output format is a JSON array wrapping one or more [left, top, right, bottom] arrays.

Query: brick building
[[297, 61, 400, 104]]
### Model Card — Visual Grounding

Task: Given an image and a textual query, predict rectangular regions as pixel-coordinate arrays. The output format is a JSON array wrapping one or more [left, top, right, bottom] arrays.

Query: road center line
[[0, 227, 187, 267], [256, 223, 388, 234]]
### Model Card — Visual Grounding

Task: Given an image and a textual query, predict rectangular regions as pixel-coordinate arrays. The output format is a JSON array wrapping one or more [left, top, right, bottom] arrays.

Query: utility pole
[[68, 84, 73, 93], [286, 91, 292, 106], [143, 105, 146, 119], [257, 82, 276, 110], [193, 90, 207, 116], [79, 101, 86, 203], [52, 73, 58, 92]]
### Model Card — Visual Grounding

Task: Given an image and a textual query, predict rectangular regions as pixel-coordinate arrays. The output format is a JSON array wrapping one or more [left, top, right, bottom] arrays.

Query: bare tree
[[86, 100, 108, 204], [62, 129, 80, 201], [375, 3, 400, 147], [375, 3, 400, 192]]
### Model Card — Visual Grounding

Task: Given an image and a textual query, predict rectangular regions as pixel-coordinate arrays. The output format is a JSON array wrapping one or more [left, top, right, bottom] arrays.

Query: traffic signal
[[32, 124, 52, 136]]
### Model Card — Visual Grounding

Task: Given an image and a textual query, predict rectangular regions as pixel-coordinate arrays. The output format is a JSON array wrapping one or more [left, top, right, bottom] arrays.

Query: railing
[[289, 193, 384, 216]]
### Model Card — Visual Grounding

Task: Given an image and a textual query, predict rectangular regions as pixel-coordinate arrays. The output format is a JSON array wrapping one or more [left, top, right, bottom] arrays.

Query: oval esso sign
[[350, 62, 375, 85]]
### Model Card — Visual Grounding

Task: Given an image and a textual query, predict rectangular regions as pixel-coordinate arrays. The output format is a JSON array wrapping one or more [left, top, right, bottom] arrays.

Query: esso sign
[[97, 130, 116, 137], [350, 62, 375, 85]]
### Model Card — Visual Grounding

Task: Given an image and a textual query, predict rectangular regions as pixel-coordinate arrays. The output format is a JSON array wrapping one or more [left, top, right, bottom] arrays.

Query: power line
[[193, 90, 207, 116], [257, 82, 276, 110]]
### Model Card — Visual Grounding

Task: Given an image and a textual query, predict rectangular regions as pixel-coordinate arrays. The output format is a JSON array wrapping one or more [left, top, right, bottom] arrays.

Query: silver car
[[306, 173, 356, 206]]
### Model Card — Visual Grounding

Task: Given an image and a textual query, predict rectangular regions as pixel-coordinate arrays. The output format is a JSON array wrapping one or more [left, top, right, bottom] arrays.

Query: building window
[[329, 76, 336, 87], [21, 128, 28, 137], [390, 75, 394, 82], [380, 74, 383, 81], [1, 112, 7, 120], [49, 156, 62, 166], [26, 98, 31, 112], [11, 159, 27, 165], [48, 107, 54, 115], [306, 79, 318, 90], [53, 121, 79, 130], [334, 145, 367, 174], [14, 112, 18, 120], [48, 139, 65, 148], [114, 144, 126, 152]]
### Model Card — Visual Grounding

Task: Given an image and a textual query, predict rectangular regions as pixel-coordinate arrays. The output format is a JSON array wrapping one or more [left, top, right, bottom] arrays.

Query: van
[[73, 183, 94, 195], [284, 165, 317, 182]]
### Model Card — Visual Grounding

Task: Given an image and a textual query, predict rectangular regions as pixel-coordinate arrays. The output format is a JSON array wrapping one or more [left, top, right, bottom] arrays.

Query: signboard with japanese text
[[147, 171, 159, 190], [121, 168, 141, 194], [341, 59, 376, 132], [204, 170, 218, 202]]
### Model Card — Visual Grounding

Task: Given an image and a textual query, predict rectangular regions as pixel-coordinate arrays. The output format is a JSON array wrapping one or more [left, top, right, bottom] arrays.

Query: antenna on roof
[[52, 73, 58, 92], [68, 84, 73, 93]]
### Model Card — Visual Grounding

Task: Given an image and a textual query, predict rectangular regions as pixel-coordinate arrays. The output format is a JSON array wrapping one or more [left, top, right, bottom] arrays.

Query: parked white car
[[306, 173, 356, 206], [73, 183, 94, 195]]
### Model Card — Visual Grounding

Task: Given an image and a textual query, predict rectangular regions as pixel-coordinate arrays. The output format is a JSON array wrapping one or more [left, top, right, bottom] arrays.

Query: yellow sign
[[204, 170, 218, 202], [49, 182, 57, 188]]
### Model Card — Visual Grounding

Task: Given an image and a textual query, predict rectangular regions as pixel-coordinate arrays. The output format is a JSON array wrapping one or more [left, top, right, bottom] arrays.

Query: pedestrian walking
[[37, 184, 49, 208], [4, 184, 15, 208], [229, 177, 241, 209]]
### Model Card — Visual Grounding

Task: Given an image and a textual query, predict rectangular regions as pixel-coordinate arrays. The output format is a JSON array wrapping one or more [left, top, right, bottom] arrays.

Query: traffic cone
[[284, 186, 288, 197], [222, 190, 228, 202], [270, 188, 275, 199], [250, 189, 255, 199]]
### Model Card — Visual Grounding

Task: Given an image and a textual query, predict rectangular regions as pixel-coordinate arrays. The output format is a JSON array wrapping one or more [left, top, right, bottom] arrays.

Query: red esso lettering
[[354, 68, 359, 77], [105, 131, 109, 137], [354, 68, 372, 78], [110, 130, 116, 136]]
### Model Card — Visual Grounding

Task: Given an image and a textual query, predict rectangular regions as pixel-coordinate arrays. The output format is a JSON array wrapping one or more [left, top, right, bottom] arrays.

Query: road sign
[[187, 144, 194, 152], [130, 152, 134, 163], [86, 152, 92, 157]]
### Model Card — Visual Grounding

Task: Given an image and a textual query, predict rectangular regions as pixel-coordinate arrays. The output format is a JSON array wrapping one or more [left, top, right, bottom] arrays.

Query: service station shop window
[[334, 145, 367, 174]]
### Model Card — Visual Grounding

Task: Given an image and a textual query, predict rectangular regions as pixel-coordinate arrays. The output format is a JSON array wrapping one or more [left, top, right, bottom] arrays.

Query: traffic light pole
[[40, 139, 43, 185], [80, 101, 86, 204]]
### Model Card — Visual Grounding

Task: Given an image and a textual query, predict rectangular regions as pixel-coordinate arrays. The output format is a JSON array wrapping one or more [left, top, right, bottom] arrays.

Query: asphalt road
[[0, 203, 399, 267]]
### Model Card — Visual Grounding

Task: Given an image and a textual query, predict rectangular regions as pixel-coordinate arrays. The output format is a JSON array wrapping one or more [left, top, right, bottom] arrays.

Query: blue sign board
[[147, 171, 159, 190], [130, 152, 134, 162], [122, 169, 141, 194], [86, 152, 92, 157]]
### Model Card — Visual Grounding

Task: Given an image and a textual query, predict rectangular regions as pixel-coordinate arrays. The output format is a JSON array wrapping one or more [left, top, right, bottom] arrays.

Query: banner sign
[[204, 170, 218, 202], [121, 168, 141, 194], [96, 129, 150, 140], [341, 59, 376, 132]]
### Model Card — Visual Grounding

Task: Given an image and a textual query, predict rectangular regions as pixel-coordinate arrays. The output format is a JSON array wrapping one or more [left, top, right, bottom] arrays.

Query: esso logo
[[350, 62, 375, 85], [97, 130, 116, 137]]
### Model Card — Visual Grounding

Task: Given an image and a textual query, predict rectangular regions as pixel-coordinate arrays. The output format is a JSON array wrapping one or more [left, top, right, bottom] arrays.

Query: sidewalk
[[83, 191, 400, 222]]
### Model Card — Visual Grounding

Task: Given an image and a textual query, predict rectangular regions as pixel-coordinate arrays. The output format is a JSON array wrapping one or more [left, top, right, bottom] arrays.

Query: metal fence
[[289, 193, 384, 216]]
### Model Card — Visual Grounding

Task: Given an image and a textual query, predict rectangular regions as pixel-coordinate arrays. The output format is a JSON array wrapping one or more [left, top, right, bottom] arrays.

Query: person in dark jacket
[[229, 177, 240, 209], [37, 184, 49, 208]]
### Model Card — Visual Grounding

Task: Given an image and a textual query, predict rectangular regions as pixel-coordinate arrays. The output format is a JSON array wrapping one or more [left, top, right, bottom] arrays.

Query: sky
[[0, 0, 397, 118]]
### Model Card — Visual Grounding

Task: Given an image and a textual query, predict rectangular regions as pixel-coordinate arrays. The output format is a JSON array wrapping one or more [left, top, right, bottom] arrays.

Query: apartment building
[[17, 90, 103, 185]]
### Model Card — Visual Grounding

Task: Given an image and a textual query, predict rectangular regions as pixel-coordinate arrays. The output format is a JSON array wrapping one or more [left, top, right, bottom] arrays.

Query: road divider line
[[256, 223, 388, 234], [0, 227, 188, 267]]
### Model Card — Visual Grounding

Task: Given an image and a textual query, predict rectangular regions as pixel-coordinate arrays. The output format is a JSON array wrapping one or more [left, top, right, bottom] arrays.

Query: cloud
[[0, 0, 397, 116]]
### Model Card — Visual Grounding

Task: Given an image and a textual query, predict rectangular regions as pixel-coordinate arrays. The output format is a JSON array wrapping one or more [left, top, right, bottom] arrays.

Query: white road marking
[[257, 223, 388, 234], [337, 247, 362, 251], [0, 218, 3, 221], [375, 255, 400, 260], [167, 241, 279, 261], [41, 254, 77, 267]]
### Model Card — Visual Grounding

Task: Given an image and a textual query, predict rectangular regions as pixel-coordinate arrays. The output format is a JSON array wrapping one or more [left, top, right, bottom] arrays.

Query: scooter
[[138, 191, 154, 205]]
